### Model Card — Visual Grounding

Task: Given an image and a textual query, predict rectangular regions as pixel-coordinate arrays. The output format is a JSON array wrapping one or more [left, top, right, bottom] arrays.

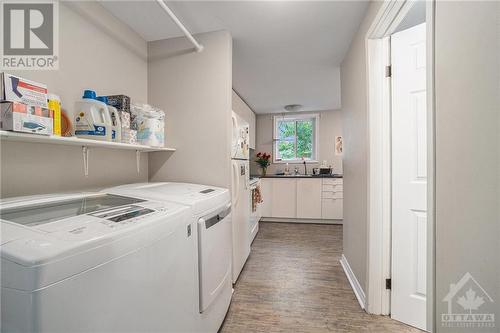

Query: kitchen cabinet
[[321, 197, 343, 219], [271, 179, 297, 218], [296, 178, 322, 219], [260, 178, 273, 217], [321, 178, 343, 220], [261, 177, 343, 221], [232, 90, 256, 149]]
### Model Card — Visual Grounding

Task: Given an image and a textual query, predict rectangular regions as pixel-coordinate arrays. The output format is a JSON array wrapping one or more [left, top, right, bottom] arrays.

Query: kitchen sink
[[267, 174, 342, 178]]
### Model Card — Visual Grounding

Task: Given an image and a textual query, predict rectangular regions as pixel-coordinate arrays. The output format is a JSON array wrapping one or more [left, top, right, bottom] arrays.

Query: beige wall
[[148, 31, 232, 188], [434, 2, 500, 330], [254, 110, 343, 176], [340, 1, 382, 292], [232, 90, 256, 149], [1, 2, 149, 198]]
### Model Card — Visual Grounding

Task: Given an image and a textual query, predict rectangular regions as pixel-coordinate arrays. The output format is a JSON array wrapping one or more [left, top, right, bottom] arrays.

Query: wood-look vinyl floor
[[220, 222, 423, 333]]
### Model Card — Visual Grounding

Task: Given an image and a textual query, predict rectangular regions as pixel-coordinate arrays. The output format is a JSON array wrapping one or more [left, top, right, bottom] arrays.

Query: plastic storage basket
[[131, 103, 165, 147]]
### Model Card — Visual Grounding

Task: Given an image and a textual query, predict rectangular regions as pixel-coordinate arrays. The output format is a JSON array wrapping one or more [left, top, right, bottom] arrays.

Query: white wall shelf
[[0, 130, 175, 152], [0, 130, 175, 176]]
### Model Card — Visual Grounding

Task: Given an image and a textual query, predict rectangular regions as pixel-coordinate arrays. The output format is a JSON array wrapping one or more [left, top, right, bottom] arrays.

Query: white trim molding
[[340, 254, 366, 310], [364, 1, 435, 331], [260, 217, 342, 225], [365, 35, 392, 316]]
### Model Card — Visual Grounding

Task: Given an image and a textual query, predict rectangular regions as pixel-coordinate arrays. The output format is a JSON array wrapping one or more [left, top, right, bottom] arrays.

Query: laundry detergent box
[[106, 95, 130, 113], [0, 101, 53, 135], [0, 73, 48, 108]]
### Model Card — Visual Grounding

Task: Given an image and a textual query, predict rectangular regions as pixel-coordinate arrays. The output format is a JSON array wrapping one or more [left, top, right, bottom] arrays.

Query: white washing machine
[[105, 182, 233, 333], [0, 192, 198, 333]]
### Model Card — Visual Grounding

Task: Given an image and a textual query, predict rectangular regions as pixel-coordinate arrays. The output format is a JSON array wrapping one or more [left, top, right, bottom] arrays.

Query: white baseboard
[[340, 254, 366, 310], [260, 217, 343, 225]]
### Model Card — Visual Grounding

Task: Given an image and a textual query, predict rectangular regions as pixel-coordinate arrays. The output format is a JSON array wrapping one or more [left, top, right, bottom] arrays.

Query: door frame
[[364, 1, 435, 332]]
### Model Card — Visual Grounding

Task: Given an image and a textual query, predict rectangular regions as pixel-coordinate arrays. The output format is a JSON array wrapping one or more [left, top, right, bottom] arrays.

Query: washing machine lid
[[0, 192, 190, 291], [1, 193, 146, 228], [106, 182, 230, 216]]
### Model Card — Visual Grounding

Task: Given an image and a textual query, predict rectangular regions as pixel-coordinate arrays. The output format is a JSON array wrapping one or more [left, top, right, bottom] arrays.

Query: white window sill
[[273, 160, 319, 164]]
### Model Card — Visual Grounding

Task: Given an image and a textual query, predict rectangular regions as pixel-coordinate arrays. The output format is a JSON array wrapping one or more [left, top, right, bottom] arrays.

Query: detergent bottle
[[74, 90, 112, 141], [98, 96, 122, 143], [47, 94, 62, 136]]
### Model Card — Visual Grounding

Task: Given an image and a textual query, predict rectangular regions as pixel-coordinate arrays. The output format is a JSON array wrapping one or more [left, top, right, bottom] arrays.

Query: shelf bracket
[[82, 146, 90, 177], [136, 150, 141, 174]]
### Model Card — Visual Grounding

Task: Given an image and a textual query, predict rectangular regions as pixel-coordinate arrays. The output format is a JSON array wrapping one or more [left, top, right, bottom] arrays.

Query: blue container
[[82, 90, 97, 100]]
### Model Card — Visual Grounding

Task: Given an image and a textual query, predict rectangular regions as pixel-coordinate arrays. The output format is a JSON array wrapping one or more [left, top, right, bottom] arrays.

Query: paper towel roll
[[120, 111, 131, 129], [122, 129, 137, 144]]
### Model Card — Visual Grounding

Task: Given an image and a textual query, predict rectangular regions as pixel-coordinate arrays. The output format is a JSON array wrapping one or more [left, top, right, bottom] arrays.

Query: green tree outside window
[[275, 117, 315, 161]]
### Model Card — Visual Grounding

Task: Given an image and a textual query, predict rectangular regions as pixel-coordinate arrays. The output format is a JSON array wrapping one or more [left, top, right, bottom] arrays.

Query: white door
[[231, 159, 251, 283], [391, 22, 427, 331]]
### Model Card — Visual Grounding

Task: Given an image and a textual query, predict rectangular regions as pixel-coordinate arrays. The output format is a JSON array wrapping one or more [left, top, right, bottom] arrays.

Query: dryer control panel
[[90, 205, 155, 223]]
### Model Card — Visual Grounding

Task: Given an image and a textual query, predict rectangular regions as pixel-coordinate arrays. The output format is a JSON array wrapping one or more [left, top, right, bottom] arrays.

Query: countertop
[[251, 174, 343, 179]]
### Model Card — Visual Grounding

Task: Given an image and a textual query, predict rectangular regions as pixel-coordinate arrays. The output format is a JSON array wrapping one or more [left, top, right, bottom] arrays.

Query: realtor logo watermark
[[1, 1, 59, 70], [442, 272, 495, 329]]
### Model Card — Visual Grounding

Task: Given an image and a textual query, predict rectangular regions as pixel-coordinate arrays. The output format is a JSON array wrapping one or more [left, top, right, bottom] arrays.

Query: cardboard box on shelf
[[0, 73, 48, 108], [0, 102, 53, 135], [106, 95, 130, 113]]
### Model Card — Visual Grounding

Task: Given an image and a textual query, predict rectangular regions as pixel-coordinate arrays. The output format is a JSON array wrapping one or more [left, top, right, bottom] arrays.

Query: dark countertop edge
[[250, 175, 343, 179]]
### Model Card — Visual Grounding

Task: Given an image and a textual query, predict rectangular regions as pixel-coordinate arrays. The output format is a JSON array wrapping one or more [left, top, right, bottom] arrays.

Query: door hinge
[[386, 278, 392, 290], [385, 65, 392, 78]]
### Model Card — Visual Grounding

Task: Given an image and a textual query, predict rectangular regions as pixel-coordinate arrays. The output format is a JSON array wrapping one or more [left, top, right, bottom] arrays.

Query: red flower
[[256, 152, 271, 162]]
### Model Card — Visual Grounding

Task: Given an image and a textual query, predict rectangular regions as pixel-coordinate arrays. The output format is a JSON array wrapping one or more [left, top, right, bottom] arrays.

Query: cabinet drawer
[[322, 191, 343, 199], [322, 178, 343, 186], [322, 184, 343, 192], [321, 198, 343, 220]]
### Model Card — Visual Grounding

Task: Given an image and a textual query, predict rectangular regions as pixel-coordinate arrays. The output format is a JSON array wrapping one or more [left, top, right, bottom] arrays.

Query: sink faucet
[[303, 160, 307, 175]]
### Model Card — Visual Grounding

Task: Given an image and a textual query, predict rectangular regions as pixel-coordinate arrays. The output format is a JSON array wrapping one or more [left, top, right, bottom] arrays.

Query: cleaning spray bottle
[[74, 90, 112, 141]]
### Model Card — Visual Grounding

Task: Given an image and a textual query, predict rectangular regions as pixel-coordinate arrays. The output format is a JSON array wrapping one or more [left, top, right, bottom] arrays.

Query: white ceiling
[[100, 1, 369, 114], [394, 0, 426, 33]]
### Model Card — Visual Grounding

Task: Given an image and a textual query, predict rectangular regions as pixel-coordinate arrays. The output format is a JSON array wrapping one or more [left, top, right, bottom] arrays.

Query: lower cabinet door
[[296, 179, 322, 219], [271, 179, 297, 218], [321, 198, 343, 220], [260, 179, 273, 217]]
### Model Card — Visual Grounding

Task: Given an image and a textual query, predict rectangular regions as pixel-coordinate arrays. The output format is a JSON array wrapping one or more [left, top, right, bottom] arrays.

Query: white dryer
[[105, 182, 233, 333], [1, 192, 198, 333]]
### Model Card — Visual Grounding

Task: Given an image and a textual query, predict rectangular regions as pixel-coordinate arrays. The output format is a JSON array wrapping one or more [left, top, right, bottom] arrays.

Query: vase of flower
[[256, 152, 271, 177]]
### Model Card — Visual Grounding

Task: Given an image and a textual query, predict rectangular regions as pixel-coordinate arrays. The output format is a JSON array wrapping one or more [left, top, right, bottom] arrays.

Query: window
[[273, 114, 319, 163]]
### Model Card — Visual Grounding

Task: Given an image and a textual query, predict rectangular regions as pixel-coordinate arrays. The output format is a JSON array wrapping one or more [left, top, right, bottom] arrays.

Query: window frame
[[272, 113, 320, 164]]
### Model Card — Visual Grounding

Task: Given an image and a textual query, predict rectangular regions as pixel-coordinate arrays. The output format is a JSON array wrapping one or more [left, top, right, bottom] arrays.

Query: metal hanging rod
[[155, 0, 204, 52]]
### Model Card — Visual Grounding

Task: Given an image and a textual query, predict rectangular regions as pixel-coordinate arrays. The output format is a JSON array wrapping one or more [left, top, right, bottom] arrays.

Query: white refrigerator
[[231, 111, 251, 283]]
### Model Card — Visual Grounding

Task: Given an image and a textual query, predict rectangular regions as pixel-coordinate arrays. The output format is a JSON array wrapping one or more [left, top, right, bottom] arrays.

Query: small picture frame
[[335, 136, 343, 156]]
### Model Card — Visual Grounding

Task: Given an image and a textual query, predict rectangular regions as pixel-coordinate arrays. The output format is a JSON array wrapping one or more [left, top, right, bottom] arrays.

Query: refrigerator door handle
[[232, 161, 240, 208], [245, 164, 249, 190], [231, 113, 239, 158]]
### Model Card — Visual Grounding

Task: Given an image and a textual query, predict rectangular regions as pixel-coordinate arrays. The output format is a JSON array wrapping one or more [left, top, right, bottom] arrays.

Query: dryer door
[[197, 204, 232, 313]]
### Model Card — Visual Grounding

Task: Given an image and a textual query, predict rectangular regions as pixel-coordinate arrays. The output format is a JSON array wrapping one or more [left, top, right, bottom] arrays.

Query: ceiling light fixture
[[284, 104, 303, 112]]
